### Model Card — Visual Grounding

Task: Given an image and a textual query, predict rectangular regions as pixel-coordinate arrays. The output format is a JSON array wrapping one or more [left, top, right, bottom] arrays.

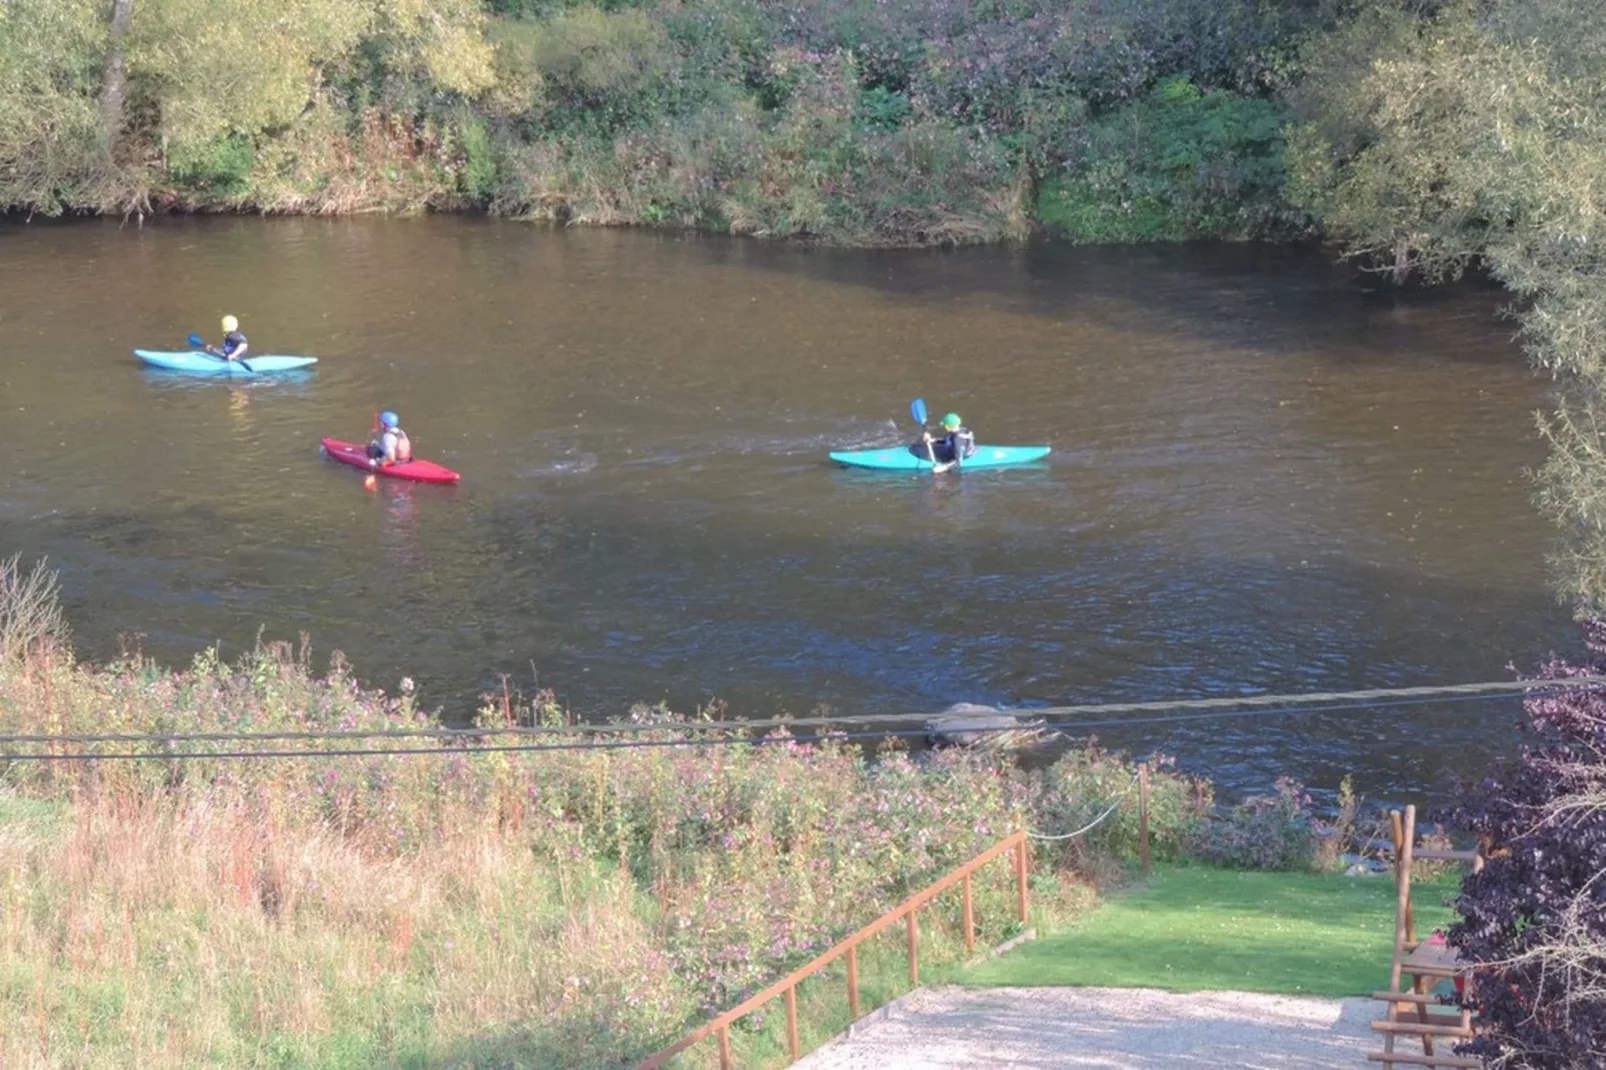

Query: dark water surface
[[0, 217, 1576, 798]]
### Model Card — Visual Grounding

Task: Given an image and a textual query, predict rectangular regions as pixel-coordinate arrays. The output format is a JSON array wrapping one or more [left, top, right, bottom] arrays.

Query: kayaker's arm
[[924, 430, 957, 473], [933, 428, 975, 473]]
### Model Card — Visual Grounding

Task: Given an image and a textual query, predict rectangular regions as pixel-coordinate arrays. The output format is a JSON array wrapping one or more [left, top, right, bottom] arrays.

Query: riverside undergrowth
[[0, 633, 1201, 1068], [0, 0, 1325, 244]]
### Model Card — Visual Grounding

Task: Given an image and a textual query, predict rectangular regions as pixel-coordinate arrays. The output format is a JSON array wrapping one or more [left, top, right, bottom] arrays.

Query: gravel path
[[794, 986, 1379, 1069]]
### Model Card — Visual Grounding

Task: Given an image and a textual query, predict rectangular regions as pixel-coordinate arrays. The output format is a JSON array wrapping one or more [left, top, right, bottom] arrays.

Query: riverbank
[[1, 0, 1316, 246], [0, 562, 1393, 1067], [0, 637, 1162, 1066]]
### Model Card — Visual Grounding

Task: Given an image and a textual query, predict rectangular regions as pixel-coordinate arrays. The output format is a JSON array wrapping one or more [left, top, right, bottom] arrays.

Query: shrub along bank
[[0, 0, 1327, 245], [0, 577, 1372, 1067]]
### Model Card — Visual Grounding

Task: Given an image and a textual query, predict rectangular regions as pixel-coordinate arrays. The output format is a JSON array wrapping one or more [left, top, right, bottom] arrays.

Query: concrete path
[[795, 986, 1383, 1069]]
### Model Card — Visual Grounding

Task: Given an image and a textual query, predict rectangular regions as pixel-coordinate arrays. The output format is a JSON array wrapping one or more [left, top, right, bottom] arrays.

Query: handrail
[[639, 829, 1030, 1069]]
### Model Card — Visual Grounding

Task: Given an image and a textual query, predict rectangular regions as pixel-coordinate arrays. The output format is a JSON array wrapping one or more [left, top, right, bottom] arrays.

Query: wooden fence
[[638, 829, 1030, 1070]]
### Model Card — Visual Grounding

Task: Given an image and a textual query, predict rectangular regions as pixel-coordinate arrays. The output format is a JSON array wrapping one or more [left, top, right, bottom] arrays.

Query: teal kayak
[[134, 349, 318, 374], [829, 445, 1051, 471]]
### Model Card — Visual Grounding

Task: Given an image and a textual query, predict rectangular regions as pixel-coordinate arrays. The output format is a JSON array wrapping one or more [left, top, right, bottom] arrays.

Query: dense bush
[[1442, 621, 1606, 1069], [165, 133, 256, 199], [1184, 777, 1321, 871], [0, 0, 1336, 242], [1038, 75, 1297, 242]]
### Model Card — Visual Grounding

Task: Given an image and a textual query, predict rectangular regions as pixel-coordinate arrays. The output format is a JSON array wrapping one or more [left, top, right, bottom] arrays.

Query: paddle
[[911, 397, 941, 469], [364, 411, 381, 487], [188, 332, 255, 373]]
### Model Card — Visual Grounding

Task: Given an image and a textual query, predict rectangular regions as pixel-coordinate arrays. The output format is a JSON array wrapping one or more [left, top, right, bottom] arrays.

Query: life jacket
[[387, 428, 412, 463], [943, 427, 977, 460], [222, 330, 247, 357]]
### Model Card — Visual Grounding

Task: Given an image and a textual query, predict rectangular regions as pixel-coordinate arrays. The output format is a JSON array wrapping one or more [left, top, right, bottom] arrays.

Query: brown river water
[[0, 217, 1578, 798]]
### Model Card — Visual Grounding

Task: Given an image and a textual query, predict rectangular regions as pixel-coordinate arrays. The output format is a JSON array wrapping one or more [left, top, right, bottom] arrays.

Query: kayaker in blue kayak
[[921, 412, 977, 473], [202, 315, 250, 362], [367, 411, 413, 467]]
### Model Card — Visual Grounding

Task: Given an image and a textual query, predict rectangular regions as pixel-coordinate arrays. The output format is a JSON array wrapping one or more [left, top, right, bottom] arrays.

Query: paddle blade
[[188, 333, 206, 349], [911, 398, 928, 426]]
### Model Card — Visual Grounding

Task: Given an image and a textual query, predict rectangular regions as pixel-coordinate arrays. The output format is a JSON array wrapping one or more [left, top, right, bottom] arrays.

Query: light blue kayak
[[133, 349, 319, 375], [830, 445, 1051, 471]]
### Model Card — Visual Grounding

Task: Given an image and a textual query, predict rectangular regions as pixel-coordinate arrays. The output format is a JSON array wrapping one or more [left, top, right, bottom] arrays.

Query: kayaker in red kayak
[[921, 412, 977, 473], [202, 314, 250, 362], [367, 411, 413, 467]]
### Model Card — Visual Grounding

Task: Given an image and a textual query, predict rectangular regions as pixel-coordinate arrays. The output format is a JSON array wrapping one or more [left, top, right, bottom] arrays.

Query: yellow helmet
[[221, 314, 239, 333]]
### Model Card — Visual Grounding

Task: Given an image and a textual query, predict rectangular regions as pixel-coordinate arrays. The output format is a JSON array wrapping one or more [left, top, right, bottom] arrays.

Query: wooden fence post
[[786, 984, 800, 1061], [907, 911, 919, 985], [846, 944, 860, 1018], [635, 831, 1028, 1070], [1014, 831, 1029, 924], [1139, 762, 1151, 877], [962, 873, 975, 955]]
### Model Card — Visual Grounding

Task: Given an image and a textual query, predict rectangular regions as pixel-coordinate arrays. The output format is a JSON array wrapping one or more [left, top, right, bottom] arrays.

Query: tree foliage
[[0, 0, 105, 210], [1040, 75, 1294, 243], [126, 0, 369, 148], [1443, 623, 1606, 1069], [0, 0, 1336, 236], [1287, 0, 1606, 612], [124, 0, 492, 147], [0, 0, 494, 212], [1292, 4, 1606, 1057]]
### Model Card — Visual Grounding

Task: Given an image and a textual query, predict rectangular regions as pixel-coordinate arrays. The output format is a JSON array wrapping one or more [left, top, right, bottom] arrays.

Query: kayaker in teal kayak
[[367, 411, 413, 467], [202, 314, 249, 362], [921, 412, 977, 473]]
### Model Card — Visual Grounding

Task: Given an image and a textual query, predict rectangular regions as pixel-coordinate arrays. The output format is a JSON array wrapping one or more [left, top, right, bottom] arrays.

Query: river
[[0, 217, 1576, 799]]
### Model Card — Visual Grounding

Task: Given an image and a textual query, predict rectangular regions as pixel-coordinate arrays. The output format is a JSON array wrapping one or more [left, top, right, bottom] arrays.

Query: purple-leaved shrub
[[1442, 621, 1606, 1069]]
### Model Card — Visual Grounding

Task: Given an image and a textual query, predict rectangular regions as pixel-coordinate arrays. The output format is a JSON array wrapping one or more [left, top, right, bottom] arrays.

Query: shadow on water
[[591, 231, 1522, 370]]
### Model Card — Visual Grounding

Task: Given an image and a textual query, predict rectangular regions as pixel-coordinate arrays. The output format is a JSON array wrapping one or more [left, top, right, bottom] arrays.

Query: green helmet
[[942, 412, 962, 430]]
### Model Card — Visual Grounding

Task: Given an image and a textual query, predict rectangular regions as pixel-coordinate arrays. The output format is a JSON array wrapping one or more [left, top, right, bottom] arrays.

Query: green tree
[[0, 0, 105, 209], [1287, 0, 1606, 609], [125, 0, 370, 152], [1, 0, 496, 209], [98, 0, 136, 154]]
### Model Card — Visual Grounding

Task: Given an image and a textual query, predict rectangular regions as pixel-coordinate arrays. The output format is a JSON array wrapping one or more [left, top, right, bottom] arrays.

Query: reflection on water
[[0, 217, 1574, 797]]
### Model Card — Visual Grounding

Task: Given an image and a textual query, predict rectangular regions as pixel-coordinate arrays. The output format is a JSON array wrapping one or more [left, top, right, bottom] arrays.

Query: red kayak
[[320, 438, 461, 485]]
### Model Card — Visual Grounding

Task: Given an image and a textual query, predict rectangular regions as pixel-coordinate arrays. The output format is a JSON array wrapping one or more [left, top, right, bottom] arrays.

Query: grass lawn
[[963, 864, 1460, 998]]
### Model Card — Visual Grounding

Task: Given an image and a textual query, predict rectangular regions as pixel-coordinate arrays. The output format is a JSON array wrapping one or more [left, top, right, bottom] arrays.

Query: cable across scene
[[0, 675, 1598, 747], [1025, 773, 1142, 842], [0, 677, 1599, 762]]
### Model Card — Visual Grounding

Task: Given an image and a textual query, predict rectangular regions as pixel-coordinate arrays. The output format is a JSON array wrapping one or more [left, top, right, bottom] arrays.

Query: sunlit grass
[[962, 864, 1459, 997]]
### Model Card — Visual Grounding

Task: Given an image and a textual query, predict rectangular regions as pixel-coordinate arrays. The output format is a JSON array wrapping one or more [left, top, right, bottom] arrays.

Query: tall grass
[[0, 560, 1198, 1068]]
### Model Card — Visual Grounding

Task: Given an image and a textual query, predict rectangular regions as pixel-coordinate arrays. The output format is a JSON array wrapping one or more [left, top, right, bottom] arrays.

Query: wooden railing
[[639, 829, 1030, 1070]]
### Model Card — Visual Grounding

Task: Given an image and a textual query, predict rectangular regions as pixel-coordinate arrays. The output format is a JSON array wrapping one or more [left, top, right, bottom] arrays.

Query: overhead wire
[[1025, 773, 1142, 841], [0, 677, 1599, 762], [0, 675, 1598, 747]]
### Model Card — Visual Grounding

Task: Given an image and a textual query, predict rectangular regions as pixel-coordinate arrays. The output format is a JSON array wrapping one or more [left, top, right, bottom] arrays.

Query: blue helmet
[[379, 411, 400, 429]]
